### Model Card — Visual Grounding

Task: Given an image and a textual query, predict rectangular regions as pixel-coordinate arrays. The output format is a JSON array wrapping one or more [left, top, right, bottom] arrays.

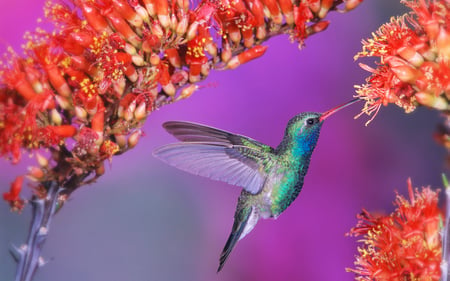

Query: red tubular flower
[[37, 125, 77, 147], [278, 0, 294, 25], [77, 0, 112, 33], [355, 0, 450, 125], [165, 48, 182, 68], [0, 1, 368, 279], [31, 44, 72, 97], [3, 176, 25, 212], [111, 0, 143, 28], [347, 179, 442, 281], [1, 58, 39, 101], [227, 45, 268, 69], [293, 2, 314, 45], [0, 0, 363, 207]]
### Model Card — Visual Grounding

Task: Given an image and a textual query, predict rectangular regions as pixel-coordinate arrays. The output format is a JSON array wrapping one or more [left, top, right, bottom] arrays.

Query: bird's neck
[[276, 134, 316, 164]]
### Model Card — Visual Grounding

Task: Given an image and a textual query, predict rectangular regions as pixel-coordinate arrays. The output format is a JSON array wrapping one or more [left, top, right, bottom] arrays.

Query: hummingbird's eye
[[306, 118, 315, 125]]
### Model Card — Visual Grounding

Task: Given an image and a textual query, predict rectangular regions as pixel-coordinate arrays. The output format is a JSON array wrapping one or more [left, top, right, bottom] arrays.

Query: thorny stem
[[442, 174, 450, 281], [11, 181, 60, 281], [9, 144, 92, 280]]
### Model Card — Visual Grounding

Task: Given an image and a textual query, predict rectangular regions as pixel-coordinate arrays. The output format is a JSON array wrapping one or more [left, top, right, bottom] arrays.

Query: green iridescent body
[[154, 98, 360, 271], [237, 113, 322, 217], [154, 112, 324, 271]]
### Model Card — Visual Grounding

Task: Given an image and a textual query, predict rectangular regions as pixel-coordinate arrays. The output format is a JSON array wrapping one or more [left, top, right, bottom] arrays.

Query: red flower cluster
[[347, 179, 442, 281], [354, 0, 450, 125], [0, 0, 362, 211]]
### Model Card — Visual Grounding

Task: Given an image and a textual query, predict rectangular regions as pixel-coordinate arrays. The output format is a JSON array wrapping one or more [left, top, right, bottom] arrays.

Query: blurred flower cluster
[[349, 1, 450, 279], [354, 0, 450, 125], [347, 179, 442, 281], [0, 0, 362, 212]]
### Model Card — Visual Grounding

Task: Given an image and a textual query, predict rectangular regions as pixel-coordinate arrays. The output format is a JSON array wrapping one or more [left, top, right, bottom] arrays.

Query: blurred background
[[0, 1, 445, 280]]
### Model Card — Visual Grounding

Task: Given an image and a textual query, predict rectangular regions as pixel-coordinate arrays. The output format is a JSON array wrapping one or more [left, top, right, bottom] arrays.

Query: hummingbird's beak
[[319, 98, 361, 122]]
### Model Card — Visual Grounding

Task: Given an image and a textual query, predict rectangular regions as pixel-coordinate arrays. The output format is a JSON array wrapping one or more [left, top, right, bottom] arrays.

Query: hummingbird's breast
[[267, 158, 309, 216], [242, 155, 311, 219]]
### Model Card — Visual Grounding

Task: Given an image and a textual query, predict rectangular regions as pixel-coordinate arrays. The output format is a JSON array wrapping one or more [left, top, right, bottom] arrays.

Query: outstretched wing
[[153, 121, 275, 194], [162, 121, 274, 152]]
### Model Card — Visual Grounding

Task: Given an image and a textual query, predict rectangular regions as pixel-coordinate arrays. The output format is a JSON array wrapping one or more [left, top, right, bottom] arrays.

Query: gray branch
[[11, 181, 61, 281]]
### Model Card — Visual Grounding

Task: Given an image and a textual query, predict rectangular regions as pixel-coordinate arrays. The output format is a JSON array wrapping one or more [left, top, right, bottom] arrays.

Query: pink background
[[0, 1, 445, 281]]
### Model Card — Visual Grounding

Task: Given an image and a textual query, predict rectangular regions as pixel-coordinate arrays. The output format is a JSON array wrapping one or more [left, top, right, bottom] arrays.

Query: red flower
[[0, 0, 364, 206], [3, 176, 25, 212], [355, 0, 450, 125], [347, 179, 442, 281]]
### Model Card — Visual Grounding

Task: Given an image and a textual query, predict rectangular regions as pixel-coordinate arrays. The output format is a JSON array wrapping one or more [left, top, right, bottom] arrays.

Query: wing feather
[[153, 142, 271, 194], [163, 121, 274, 153], [154, 121, 276, 194]]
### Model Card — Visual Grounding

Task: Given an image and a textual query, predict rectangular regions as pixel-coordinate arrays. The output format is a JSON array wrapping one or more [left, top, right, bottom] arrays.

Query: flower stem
[[12, 181, 60, 281], [442, 174, 450, 281]]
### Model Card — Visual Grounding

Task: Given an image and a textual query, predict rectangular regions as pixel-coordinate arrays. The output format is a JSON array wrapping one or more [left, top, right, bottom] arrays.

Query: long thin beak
[[319, 98, 361, 122]]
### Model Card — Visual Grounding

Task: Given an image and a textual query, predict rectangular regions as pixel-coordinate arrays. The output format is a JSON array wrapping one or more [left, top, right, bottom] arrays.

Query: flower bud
[[162, 83, 176, 96], [256, 26, 266, 40], [306, 21, 329, 36], [151, 22, 164, 39], [55, 95, 71, 110], [221, 42, 232, 63], [132, 55, 145, 66], [228, 25, 241, 44], [150, 53, 161, 66], [28, 166, 45, 181], [397, 46, 424, 67], [143, 0, 156, 16], [35, 153, 49, 168], [115, 134, 127, 148], [437, 27, 450, 61], [124, 43, 137, 55], [390, 64, 421, 84], [423, 19, 440, 41], [113, 77, 127, 96], [50, 109, 62, 125], [135, 4, 150, 24], [176, 14, 189, 36], [177, 0, 189, 11], [205, 42, 217, 57], [170, 13, 178, 31], [187, 22, 199, 41], [318, 0, 333, 18], [134, 102, 147, 121], [201, 62, 210, 76], [177, 84, 199, 101], [165, 48, 181, 68], [96, 162, 105, 176], [124, 100, 136, 121], [344, 0, 363, 11], [415, 92, 448, 110], [127, 130, 142, 149], [75, 106, 88, 122]]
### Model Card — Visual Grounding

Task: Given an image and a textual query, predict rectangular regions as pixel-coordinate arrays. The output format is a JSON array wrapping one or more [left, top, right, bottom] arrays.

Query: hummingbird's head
[[283, 112, 324, 155], [281, 99, 360, 155]]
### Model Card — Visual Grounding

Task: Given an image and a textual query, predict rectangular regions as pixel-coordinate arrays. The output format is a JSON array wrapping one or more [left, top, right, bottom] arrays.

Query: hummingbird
[[153, 99, 359, 272]]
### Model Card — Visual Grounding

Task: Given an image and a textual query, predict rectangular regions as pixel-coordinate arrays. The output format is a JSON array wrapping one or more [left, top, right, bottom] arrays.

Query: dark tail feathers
[[217, 206, 253, 272]]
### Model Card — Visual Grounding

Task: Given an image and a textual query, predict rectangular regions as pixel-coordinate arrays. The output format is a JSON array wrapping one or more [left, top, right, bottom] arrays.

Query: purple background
[[0, 1, 445, 280]]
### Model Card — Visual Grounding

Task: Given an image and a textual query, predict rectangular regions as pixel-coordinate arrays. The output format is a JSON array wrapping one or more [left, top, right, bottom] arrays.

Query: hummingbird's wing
[[162, 121, 274, 151], [153, 121, 275, 194]]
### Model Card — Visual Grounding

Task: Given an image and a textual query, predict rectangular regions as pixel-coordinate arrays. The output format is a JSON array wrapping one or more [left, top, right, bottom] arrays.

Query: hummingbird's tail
[[217, 205, 257, 272]]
